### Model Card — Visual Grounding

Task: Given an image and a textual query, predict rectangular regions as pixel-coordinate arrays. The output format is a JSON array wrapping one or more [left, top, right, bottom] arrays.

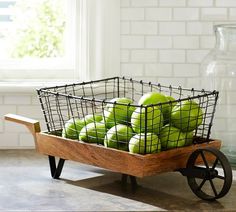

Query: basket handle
[[4, 114, 41, 138]]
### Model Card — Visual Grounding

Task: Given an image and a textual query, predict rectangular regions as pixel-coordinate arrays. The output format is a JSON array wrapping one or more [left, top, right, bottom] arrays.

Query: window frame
[[78, 0, 120, 81]]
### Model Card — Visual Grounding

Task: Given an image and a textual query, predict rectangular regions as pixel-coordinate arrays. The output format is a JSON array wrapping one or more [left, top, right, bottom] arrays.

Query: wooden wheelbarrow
[[4, 113, 232, 201]]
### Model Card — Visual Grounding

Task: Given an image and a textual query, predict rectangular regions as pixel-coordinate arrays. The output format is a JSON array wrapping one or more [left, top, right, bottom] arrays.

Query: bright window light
[[0, 0, 76, 81]]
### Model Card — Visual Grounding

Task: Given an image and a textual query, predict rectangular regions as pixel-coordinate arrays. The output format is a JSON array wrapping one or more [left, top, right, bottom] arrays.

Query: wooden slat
[[142, 140, 221, 176], [36, 133, 145, 177], [36, 132, 221, 178], [4, 114, 41, 147]]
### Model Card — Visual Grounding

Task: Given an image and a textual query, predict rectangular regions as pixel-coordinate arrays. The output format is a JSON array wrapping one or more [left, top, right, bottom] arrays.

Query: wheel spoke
[[212, 158, 218, 170], [200, 151, 209, 169], [209, 179, 218, 197], [197, 179, 207, 191], [216, 175, 225, 180]]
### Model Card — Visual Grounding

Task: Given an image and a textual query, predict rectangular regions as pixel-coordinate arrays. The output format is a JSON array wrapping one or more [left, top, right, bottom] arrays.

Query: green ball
[[129, 133, 161, 154], [83, 114, 103, 124], [164, 95, 177, 124], [103, 97, 135, 128], [62, 118, 85, 139], [131, 106, 163, 135], [166, 96, 176, 102], [160, 125, 193, 150], [104, 124, 134, 151], [171, 100, 203, 132], [138, 92, 171, 123], [79, 122, 106, 144]]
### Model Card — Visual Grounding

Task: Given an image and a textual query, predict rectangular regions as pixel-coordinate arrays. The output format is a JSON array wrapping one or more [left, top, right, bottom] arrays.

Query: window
[[0, 0, 77, 82], [0, 0, 120, 84]]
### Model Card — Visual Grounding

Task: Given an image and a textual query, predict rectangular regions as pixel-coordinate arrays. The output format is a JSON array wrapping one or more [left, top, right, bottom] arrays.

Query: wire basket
[[37, 76, 219, 155]]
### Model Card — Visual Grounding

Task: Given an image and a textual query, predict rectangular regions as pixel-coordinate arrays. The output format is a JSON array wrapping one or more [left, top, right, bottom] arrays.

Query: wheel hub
[[205, 169, 218, 180]]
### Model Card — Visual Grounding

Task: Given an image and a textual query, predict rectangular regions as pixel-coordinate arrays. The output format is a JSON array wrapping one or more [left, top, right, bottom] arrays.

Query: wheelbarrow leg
[[121, 174, 128, 186], [130, 175, 138, 191], [48, 156, 65, 179], [121, 174, 138, 192]]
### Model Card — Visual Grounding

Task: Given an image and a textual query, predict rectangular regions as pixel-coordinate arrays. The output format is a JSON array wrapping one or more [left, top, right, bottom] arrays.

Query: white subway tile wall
[[120, 0, 236, 149], [159, 0, 186, 7], [2, 0, 236, 149], [0, 94, 46, 149], [120, 0, 236, 85]]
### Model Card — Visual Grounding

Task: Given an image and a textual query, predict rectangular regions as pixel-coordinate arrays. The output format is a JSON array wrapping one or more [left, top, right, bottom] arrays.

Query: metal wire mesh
[[37, 76, 218, 155]]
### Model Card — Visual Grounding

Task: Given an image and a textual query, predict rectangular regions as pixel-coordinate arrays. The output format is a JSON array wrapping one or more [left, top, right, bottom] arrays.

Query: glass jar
[[201, 24, 236, 166]]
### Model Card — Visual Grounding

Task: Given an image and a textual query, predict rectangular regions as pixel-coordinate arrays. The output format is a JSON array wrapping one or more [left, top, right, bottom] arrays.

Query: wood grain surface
[[4, 114, 41, 148], [36, 132, 221, 178]]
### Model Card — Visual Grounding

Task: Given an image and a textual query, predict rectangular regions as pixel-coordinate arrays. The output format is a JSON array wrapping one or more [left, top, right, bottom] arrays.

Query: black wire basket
[[37, 76, 219, 155]]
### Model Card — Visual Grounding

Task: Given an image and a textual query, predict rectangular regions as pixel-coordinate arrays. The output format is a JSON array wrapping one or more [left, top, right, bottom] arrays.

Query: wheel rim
[[187, 147, 232, 201]]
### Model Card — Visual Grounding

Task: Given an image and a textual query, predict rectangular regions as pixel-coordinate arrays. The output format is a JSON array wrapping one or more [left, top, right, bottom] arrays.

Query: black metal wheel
[[187, 147, 232, 201]]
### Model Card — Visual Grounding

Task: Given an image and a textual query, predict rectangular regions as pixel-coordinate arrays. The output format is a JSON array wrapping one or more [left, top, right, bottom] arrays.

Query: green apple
[[185, 131, 194, 146], [160, 125, 193, 150], [62, 118, 85, 139], [103, 97, 135, 128], [79, 122, 106, 144], [164, 95, 177, 124], [166, 96, 176, 102], [171, 100, 203, 132], [83, 114, 103, 124], [138, 92, 168, 106], [131, 106, 163, 134], [104, 124, 134, 151], [166, 95, 177, 109], [138, 92, 170, 122], [129, 133, 161, 154]]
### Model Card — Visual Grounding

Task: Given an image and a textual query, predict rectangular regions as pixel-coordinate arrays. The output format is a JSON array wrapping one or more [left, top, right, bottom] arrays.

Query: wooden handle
[[4, 114, 41, 137]]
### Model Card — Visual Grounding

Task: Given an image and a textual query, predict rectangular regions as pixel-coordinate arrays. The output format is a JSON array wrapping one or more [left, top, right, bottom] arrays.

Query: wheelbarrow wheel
[[187, 147, 232, 201]]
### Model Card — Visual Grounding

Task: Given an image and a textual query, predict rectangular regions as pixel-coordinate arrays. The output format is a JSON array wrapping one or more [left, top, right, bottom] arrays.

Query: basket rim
[[36, 76, 219, 108], [37, 76, 217, 93]]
